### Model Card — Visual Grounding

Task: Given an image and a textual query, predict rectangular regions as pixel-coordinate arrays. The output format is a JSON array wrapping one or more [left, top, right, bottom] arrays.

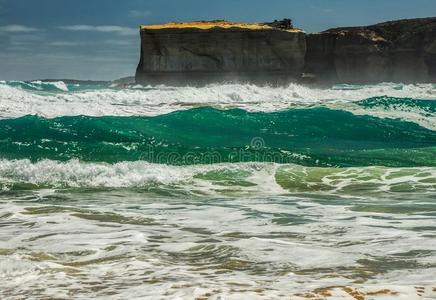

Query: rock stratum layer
[[136, 18, 436, 85], [306, 17, 436, 84], [136, 21, 306, 85]]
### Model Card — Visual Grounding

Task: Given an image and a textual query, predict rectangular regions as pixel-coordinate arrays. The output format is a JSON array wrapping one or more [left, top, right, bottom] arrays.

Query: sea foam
[[0, 159, 434, 195], [0, 81, 435, 120]]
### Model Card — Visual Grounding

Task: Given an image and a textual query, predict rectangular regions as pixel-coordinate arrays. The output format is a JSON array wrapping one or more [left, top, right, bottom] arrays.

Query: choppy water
[[1, 81, 436, 299]]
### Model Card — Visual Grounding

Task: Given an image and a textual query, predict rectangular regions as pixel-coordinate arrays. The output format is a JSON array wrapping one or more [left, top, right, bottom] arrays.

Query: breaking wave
[[0, 159, 434, 195], [0, 107, 434, 167], [0, 81, 435, 122]]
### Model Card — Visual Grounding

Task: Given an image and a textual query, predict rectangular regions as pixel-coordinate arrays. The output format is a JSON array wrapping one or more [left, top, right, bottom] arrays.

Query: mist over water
[[1, 81, 436, 299]]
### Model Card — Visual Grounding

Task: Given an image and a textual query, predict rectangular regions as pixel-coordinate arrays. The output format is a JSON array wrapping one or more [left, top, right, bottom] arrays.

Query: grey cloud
[[58, 25, 138, 36], [0, 25, 42, 33]]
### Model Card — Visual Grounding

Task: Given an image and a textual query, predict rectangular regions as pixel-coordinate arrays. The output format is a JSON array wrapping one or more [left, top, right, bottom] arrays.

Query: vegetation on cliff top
[[140, 19, 301, 32]]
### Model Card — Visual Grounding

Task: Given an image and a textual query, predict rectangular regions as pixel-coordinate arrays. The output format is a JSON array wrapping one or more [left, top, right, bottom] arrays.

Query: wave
[[0, 81, 435, 120], [349, 96, 436, 130], [0, 107, 434, 167], [0, 159, 434, 195], [1, 80, 70, 92], [0, 80, 114, 93]]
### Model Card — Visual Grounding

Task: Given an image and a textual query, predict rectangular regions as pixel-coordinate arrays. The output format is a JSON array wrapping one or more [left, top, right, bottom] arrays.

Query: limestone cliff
[[305, 17, 436, 84], [136, 18, 436, 85], [136, 21, 306, 85]]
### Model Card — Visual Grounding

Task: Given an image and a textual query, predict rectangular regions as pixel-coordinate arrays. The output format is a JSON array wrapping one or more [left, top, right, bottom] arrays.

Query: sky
[[0, 0, 435, 81]]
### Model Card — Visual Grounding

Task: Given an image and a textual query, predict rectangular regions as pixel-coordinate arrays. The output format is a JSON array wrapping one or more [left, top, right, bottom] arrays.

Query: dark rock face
[[136, 26, 306, 85], [304, 33, 338, 84], [136, 18, 436, 85], [426, 42, 436, 79], [305, 17, 436, 84]]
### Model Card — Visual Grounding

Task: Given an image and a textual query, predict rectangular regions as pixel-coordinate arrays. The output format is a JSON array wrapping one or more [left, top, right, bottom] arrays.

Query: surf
[[0, 159, 434, 196], [0, 81, 435, 120], [0, 107, 434, 167]]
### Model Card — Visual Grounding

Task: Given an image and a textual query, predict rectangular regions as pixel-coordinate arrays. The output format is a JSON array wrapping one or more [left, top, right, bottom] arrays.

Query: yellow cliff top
[[140, 21, 301, 32]]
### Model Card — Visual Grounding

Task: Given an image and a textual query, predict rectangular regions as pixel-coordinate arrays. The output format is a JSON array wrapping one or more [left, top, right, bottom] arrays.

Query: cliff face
[[136, 18, 436, 85], [305, 17, 436, 84], [136, 21, 306, 85]]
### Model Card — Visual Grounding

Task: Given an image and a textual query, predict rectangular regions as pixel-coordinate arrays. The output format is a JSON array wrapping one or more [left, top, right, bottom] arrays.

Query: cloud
[[0, 51, 137, 80], [58, 25, 137, 36], [9, 34, 45, 46], [0, 25, 42, 33], [48, 41, 90, 47], [103, 39, 137, 46], [47, 39, 137, 47], [5, 46, 30, 52], [129, 10, 152, 18]]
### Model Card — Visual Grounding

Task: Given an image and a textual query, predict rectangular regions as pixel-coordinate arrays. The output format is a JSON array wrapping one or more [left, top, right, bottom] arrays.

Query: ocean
[[0, 80, 435, 299]]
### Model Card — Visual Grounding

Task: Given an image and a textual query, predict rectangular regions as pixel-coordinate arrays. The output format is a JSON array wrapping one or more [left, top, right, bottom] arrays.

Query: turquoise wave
[[0, 107, 434, 167], [2, 80, 111, 92], [357, 96, 436, 113]]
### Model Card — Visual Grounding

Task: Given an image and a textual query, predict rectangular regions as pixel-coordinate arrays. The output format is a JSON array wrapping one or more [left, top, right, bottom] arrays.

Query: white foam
[[36, 80, 69, 92], [0, 159, 434, 195], [0, 159, 286, 196], [0, 82, 434, 121], [1, 191, 436, 299]]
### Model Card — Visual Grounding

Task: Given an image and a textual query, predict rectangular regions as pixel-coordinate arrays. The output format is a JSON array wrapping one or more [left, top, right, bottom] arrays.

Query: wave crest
[[0, 159, 434, 195], [0, 81, 435, 120], [0, 108, 434, 166]]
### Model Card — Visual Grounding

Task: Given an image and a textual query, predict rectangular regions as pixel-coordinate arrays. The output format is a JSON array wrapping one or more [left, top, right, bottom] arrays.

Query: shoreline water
[[1, 80, 435, 299]]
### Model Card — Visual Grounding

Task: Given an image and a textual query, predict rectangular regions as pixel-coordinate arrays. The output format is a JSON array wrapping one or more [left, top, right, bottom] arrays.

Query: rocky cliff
[[305, 17, 436, 84], [136, 18, 436, 85], [136, 21, 306, 85]]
